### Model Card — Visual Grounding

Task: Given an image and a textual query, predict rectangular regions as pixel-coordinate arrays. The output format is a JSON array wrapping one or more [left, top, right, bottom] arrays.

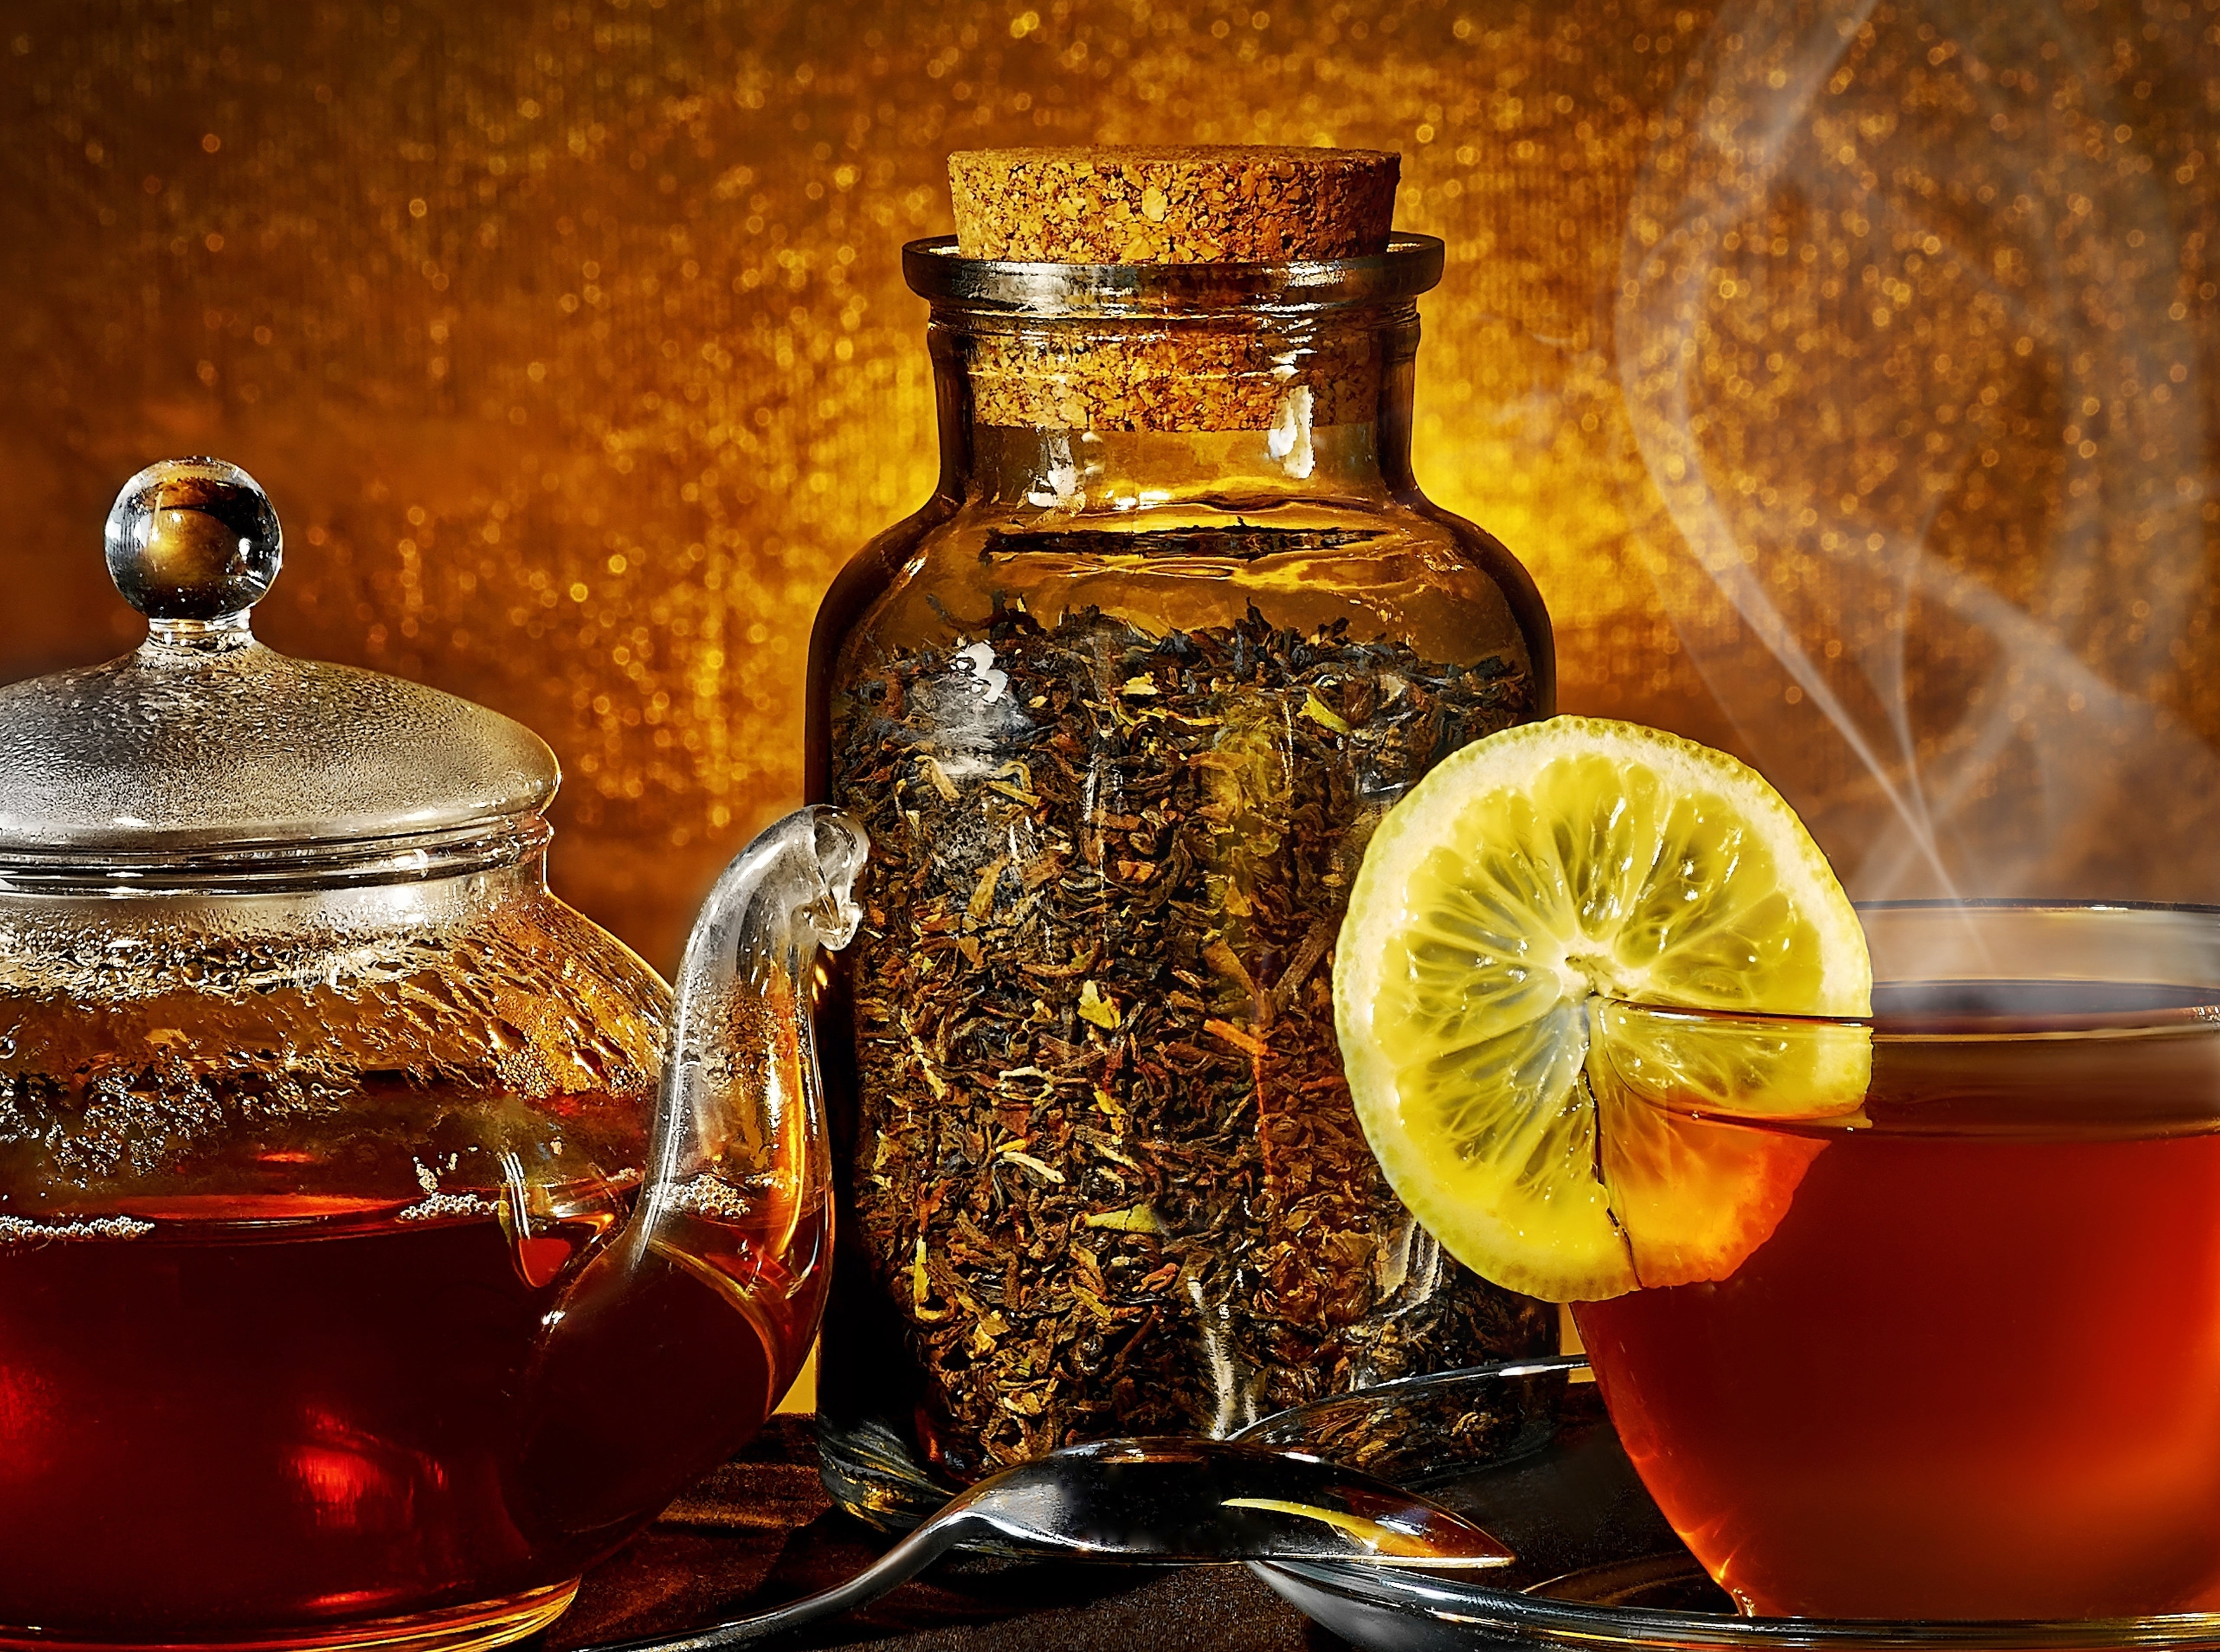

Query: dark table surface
[[538, 1419, 1350, 1652]]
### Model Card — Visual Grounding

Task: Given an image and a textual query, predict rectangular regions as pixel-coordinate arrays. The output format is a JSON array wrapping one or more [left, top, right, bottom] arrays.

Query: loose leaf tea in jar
[[808, 146, 1558, 1525]]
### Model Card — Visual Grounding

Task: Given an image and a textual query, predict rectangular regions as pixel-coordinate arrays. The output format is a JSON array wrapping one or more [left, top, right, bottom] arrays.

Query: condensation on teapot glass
[[103, 456, 283, 641]]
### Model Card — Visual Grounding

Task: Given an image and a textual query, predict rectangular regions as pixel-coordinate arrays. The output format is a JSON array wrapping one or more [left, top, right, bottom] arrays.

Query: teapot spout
[[646, 804, 867, 1245], [510, 806, 867, 1545]]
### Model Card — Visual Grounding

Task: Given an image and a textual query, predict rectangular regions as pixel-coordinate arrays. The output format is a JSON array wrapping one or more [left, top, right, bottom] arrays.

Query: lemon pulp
[[1333, 716, 1872, 1302]]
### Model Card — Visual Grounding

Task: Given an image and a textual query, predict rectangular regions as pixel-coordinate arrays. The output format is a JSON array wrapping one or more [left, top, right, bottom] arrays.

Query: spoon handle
[[585, 1517, 973, 1652]]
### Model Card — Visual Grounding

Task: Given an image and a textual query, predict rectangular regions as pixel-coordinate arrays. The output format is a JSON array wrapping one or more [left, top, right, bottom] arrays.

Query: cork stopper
[[949, 146, 1399, 264]]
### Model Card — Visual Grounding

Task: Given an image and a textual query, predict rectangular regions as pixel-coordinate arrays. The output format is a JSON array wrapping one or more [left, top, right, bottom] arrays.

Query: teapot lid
[[0, 458, 559, 879]]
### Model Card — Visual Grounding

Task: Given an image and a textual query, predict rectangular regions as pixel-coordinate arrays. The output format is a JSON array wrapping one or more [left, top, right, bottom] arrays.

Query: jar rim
[[902, 232, 1445, 316]]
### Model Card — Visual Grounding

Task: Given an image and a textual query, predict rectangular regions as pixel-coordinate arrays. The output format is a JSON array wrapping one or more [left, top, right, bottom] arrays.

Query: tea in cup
[[1573, 902, 2220, 1620]]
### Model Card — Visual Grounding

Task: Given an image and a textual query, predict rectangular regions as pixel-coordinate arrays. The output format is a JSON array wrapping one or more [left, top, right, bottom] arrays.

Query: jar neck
[[926, 303, 1421, 513]]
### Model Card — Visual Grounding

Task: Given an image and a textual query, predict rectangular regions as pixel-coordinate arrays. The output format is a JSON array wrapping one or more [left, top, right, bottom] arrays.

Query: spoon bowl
[[592, 1435, 1514, 1651]]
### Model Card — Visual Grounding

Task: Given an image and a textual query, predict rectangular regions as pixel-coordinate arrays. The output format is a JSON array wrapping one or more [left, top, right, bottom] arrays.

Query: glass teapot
[[0, 460, 866, 1652]]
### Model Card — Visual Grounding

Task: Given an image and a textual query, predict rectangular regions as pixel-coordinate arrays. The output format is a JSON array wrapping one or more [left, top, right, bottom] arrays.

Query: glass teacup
[[1572, 902, 2220, 1621]]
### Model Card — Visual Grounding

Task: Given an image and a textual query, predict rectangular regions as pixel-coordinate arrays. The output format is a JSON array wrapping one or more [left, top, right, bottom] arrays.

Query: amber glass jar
[[806, 227, 1557, 1525]]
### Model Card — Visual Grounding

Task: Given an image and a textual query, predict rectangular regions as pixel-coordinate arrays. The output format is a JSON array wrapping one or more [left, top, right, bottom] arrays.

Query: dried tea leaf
[[1077, 980, 1122, 1029], [1082, 1202, 1163, 1233], [1301, 690, 1352, 735]]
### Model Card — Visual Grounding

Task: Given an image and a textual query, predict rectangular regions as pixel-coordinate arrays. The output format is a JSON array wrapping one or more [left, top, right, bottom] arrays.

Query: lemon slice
[[1333, 716, 1872, 1302]]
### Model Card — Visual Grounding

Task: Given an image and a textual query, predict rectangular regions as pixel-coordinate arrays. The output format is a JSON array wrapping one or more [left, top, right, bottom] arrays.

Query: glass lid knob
[[103, 456, 283, 627]]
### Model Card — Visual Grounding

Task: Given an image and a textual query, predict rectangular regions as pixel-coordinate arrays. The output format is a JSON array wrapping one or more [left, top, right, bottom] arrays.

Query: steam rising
[[1620, 0, 2217, 901]]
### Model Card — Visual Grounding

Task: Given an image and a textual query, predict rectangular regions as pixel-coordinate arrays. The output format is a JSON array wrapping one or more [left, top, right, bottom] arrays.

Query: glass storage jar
[[808, 151, 1558, 1526]]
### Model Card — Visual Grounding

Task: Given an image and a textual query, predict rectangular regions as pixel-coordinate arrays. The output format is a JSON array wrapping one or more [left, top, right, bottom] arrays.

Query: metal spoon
[[591, 1435, 1516, 1652]]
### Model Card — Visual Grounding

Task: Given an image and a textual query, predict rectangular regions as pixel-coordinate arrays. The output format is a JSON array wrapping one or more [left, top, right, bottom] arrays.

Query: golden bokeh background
[[6, 0, 2219, 967]]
